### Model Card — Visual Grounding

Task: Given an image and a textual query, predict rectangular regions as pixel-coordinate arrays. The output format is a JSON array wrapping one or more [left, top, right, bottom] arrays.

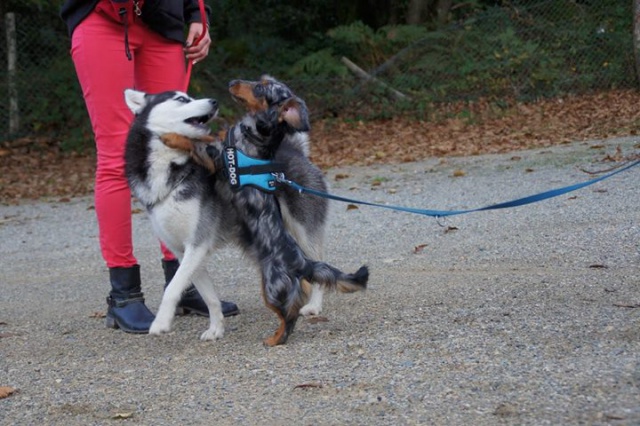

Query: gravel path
[[1, 137, 639, 425]]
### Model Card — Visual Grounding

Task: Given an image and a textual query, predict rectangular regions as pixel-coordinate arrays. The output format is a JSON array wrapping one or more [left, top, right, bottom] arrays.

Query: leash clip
[[273, 172, 303, 194], [272, 172, 287, 184]]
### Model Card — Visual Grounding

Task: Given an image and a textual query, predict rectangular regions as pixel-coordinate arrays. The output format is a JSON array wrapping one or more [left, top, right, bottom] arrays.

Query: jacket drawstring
[[119, 6, 132, 60], [118, 1, 141, 61]]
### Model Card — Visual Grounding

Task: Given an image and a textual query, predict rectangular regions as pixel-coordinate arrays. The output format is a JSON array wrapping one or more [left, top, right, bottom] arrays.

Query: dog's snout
[[209, 99, 218, 109]]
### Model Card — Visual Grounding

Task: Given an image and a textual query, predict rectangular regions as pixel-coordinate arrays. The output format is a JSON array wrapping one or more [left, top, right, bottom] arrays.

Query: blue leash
[[274, 159, 640, 218]]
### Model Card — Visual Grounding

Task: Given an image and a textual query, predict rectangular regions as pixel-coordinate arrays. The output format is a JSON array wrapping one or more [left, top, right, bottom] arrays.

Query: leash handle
[[183, 0, 208, 92]]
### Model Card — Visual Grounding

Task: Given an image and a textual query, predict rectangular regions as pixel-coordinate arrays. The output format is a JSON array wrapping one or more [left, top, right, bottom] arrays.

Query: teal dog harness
[[223, 126, 285, 192]]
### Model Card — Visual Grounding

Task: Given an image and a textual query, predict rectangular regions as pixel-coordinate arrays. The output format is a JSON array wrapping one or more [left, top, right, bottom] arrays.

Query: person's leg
[[71, 11, 154, 332], [72, 12, 137, 268], [131, 24, 239, 317]]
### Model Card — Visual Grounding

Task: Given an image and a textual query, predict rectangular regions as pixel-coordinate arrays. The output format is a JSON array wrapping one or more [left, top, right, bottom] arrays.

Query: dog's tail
[[307, 263, 369, 293]]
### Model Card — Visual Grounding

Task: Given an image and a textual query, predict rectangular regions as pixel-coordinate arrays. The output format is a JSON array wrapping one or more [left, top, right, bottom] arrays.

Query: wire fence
[[0, 1, 637, 145]]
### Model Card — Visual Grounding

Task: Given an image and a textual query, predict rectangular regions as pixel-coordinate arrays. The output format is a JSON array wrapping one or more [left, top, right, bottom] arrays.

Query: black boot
[[105, 265, 155, 334], [162, 259, 239, 317]]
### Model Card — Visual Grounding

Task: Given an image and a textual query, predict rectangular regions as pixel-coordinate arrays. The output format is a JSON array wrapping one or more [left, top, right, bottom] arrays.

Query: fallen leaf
[[589, 264, 608, 269], [0, 333, 20, 338], [0, 386, 16, 399], [444, 226, 459, 233], [294, 383, 323, 389], [613, 302, 640, 308], [493, 402, 518, 416], [414, 244, 428, 253], [89, 311, 106, 319], [604, 413, 626, 420], [346, 204, 359, 211], [306, 316, 329, 324], [112, 412, 134, 420], [452, 169, 465, 177]]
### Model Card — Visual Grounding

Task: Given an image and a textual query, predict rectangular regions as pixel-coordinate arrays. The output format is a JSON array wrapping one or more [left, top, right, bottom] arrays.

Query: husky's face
[[124, 89, 218, 138], [228, 76, 309, 131]]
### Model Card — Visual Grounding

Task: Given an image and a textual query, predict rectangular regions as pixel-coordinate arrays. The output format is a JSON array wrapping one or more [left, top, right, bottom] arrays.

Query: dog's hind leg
[[300, 284, 324, 316], [190, 266, 224, 341], [150, 244, 210, 336], [261, 273, 301, 346], [263, 301, 298, 347], [296, 235, 325, 317]]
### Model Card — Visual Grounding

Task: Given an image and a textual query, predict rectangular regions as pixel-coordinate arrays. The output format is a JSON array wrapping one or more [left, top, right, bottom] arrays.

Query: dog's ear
[[124, 89, 148, 115], [279, 97, 310, 131]]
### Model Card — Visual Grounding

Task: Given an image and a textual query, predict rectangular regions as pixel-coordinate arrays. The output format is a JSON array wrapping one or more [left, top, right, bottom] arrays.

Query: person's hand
[[184, 22, 211, 64]]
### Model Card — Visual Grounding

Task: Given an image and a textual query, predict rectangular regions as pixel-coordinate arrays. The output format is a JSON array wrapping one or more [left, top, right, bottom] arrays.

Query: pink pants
[[71, 9, 186, 268]]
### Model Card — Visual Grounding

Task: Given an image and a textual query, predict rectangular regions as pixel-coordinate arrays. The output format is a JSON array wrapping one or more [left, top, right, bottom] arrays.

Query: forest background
[[0, 0, 638, 201]]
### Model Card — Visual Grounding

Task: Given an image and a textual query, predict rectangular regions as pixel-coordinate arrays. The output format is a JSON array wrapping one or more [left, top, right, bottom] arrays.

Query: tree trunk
[[406, 0, 429, 25], [634, 0, 640, 86], [6, 12, 19, 135], [436, 0, 454, 26]]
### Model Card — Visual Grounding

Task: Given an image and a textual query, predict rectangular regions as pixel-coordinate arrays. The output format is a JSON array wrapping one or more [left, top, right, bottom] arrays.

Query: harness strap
[[274, 159, 640, 218], [222, 127, 285, 192]]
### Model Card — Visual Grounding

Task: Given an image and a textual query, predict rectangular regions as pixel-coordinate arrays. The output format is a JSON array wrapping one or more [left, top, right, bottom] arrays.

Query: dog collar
[[223, 126, 285, 192]]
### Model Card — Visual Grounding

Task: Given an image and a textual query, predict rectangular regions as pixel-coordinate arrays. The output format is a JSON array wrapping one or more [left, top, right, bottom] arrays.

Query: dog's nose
[[209, 99, 218, 108]]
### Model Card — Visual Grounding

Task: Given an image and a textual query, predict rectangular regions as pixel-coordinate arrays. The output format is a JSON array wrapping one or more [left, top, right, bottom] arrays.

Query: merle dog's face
[[228, 75, 292, 112], [229, 76, 310, 132]]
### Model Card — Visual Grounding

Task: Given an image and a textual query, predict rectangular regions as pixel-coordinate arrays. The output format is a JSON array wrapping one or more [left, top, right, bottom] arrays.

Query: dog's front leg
[[190, 266, 224, 341], [150, 245, 210, 336]]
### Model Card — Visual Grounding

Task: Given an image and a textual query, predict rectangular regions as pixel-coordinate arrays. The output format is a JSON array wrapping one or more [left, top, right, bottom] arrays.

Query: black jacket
[[60, 0, 210, 44]]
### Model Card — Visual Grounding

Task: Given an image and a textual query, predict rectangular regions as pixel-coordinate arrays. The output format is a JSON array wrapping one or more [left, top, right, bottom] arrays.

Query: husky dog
[[124, 88, 368, 345]]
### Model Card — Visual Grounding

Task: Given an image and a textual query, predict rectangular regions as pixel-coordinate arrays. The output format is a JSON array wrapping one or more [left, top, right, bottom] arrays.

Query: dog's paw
[[200, 324, 224, 341], [149, 319, 172, 335], [300, 303, 322, 316]]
